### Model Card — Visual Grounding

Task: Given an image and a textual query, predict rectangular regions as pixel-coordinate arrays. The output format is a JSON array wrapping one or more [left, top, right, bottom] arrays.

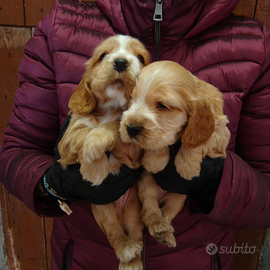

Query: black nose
[[127, 124, 143, 138], [113, 58, 129, 73]]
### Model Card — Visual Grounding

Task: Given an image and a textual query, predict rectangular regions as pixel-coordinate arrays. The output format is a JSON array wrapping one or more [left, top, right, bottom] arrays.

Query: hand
[[152, 141, 224, 213], [41, 115, 143, 204]]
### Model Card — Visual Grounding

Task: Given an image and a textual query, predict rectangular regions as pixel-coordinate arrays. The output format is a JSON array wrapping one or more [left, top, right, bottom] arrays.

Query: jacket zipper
[[153, 0, 163, 61], [142, 227, 146, 270], [63, 240, 73, 270], [141, 5, 163, 269]]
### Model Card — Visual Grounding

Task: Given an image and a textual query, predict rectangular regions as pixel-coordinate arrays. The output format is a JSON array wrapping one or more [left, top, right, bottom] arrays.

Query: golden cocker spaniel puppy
[[120, 60, 230, 247]]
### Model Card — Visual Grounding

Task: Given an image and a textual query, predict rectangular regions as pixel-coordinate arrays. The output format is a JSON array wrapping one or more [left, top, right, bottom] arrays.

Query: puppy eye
[[86, 82, 91, 89], [156, 102, 169, 110], [137, 55, 145, 64], [99, 53, 107, 61]]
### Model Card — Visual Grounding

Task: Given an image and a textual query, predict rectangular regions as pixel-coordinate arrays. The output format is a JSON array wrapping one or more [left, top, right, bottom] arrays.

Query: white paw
[[175, 159, 200, 180], [116, 240, 143, 263], [119, 255, 143, 270], [148, 219, 176, 248]]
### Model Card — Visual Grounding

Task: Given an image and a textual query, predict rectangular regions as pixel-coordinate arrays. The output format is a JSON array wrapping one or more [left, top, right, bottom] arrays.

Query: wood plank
[[233, 0, 257, 17], [234, 229, 266, 270], [0, 188, 48, 270], [0, 0, 24, 26], [0, 184, 14, 269], [255, 0, 270, 28], [0, 27, 30, 49], [24, 0, 57, 26]]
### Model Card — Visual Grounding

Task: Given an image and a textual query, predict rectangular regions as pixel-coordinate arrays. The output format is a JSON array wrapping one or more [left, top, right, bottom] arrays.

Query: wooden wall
[[0, 0, 269, 269], [0, 2, 56, 269]]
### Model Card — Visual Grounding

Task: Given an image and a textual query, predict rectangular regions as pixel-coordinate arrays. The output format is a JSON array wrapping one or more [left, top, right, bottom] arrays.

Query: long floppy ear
[[68, 78, 96, 115], [68, 57, 97, 115], [181, 100, 215, 149], [142, 50, 151, 66]]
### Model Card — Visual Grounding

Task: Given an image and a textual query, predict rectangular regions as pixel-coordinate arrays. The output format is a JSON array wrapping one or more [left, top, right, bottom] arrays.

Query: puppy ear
[[68, 78, 96, 115], [142, 50, 151, 66], [181, 100, 215, 149], [68, 58, 97, 115]]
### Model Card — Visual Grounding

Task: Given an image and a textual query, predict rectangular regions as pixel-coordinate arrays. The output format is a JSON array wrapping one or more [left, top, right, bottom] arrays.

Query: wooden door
[[0, 1, 56, 269]]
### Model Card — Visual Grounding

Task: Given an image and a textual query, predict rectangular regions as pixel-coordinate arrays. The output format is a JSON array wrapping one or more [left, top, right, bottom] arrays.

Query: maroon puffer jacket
[[1, 0, 270, 269]]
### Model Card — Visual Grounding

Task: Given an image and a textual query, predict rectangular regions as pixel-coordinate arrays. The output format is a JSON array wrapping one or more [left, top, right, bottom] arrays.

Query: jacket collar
[[96, 0, 130, 35], [96, 0, 240, 54]]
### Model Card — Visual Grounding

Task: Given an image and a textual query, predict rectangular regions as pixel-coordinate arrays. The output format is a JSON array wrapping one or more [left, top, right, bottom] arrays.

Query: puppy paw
[[119, 254, 143, 270], [142, 149, 170, 173], [83, 138, 107, 164], [174, 151, 201, 180], [80, 155, 109, 185], [155, 230, 176, 248], [148, 219, 176, 248], [174, 160, 200, 180], [116, 240, 143, 263]]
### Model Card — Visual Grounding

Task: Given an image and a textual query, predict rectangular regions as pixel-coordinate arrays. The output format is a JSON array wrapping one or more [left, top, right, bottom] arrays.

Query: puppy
[[120, 61, 230, 247], [58, 35, 149, 184], [58, 35, 149, 270]]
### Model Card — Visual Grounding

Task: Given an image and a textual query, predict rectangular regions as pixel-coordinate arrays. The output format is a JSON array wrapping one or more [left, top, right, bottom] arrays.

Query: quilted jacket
[[1, 0, 270, 269]]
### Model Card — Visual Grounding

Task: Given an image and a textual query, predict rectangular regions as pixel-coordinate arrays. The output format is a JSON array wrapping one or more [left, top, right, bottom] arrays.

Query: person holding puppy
[[0, 1, 270, 269]]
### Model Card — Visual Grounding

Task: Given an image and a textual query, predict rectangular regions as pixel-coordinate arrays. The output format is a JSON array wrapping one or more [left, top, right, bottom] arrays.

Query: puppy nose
[[127, 124, 143, 138], [113, 58, 129, 73]]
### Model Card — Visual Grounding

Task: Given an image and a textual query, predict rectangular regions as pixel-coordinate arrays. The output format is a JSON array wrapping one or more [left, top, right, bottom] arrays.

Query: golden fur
[[58, 35, 149, 270], [120, 60, 230, 247], [58, 35, 149, 183]]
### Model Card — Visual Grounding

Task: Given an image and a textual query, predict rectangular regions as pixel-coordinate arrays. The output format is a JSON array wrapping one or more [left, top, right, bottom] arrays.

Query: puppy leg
[[58, 125, 92, 168], [149, 192, 186, 247], [158, 193, 186, 246], [92, 203, 142, 266], [119, 184, 143, 270], [138, 171, 176, 248], [175, 146, 203, 180], [79, 153, 109, 185], [142, 148, 170, 173], [160, 193, 186, 223]]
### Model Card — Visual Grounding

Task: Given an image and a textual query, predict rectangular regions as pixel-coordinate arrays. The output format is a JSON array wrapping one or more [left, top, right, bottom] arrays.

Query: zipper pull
[[58, 200, 73, 215], [153, 0, 163, 21]]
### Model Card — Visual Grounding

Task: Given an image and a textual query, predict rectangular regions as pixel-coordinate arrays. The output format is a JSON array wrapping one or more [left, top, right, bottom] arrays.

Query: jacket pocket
[[63, 240, 74, 270]]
